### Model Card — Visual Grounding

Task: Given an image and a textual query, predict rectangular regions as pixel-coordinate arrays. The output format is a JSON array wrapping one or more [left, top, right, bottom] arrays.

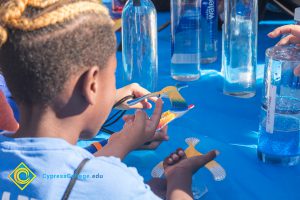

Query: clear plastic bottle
[[200, 0, 218, 64], [222, 0, 258, 98], [122, 0, 157, 91], [171, 0, 201, 81], [258, 45, 300, 166], [257, 8, 300, 166]]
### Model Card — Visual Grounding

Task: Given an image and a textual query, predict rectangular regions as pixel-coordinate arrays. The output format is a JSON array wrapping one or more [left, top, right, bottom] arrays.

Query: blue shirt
[[0, 133, 161, 200]]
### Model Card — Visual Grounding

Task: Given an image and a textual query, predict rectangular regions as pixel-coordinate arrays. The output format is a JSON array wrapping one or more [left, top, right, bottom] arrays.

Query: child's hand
[[162, 149, 217, 199], [122, 114, 169, 150], [268, 25, 300, 76], [268, 25, 300, 46], [163, 148, 217, 179], [115, 83, 157, 110], [105, 99, 163, 159]]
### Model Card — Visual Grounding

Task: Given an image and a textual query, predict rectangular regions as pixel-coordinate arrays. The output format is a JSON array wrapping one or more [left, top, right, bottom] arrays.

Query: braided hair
[[0, 0, 116, 106]]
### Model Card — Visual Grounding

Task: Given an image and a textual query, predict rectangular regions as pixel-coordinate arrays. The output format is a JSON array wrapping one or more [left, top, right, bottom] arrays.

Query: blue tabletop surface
[[78, 12, 300, 200]]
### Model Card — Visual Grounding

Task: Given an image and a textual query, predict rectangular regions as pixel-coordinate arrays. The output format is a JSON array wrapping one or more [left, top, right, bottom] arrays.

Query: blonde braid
[[0, 0, 112, 47], [28, 0, 61, 8]]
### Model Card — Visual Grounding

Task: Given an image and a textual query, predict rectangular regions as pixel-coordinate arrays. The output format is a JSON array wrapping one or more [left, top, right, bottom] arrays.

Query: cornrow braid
[[0, 0, 116, 105], [0, 0, 112, 46]]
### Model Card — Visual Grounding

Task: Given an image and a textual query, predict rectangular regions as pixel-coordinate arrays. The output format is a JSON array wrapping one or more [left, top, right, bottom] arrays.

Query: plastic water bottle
[[222, 0, 258, 98], [200, 0, 218, 64], [122, 0, 157, 91], [258, 45, 300, 166], [171, 0, 201, 81]]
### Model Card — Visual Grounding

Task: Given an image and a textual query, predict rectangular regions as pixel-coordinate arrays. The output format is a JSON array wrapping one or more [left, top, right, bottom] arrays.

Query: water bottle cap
[[295, 7, 300, 22]]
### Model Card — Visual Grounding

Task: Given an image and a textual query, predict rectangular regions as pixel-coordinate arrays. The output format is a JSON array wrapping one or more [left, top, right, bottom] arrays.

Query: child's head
[[0, 0, 117, 138]]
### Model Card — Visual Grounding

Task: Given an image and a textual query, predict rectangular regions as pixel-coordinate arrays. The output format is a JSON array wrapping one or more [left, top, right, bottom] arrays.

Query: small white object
[[266, 85, 277, 134]]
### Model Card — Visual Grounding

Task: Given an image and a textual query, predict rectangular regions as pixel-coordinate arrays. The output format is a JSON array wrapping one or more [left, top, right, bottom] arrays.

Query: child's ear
[[81, 66, 100, 105]]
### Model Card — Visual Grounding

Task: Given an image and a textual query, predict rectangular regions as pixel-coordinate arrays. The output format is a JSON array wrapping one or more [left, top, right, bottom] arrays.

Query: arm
[[166, 172, 193, 200]]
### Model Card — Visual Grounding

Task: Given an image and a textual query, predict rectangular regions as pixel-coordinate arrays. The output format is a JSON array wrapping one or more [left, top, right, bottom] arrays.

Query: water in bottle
[[222, 0, 258, 98], [171, 0, 201, 81], [200, 0, 218, 64], [258, 45, 300, 166], [122, 0, 157, 91]]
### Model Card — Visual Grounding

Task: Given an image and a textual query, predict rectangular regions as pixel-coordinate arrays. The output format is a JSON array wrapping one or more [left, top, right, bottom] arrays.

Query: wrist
[[166, 170, 192, 183], [166, 167, 193, 181], [166, 170, 193, 200]]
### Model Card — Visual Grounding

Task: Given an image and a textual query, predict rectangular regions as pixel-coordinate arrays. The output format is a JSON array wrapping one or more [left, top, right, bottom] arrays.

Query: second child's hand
[[268, 25, 300, 76]]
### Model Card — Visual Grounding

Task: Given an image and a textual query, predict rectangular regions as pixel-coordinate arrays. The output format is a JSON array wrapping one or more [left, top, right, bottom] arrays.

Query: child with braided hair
[[0, 0, 217, 199]]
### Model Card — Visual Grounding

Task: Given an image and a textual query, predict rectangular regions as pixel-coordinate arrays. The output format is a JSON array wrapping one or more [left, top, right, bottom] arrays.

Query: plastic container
[[258, 45, 300, 166], [222, 0, 258, 98], [171, 0, 201, 81], [122, 0, 157, 91]]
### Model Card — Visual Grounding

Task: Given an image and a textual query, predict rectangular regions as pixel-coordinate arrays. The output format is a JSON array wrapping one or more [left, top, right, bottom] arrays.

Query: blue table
[[78, 12, 300, 200]]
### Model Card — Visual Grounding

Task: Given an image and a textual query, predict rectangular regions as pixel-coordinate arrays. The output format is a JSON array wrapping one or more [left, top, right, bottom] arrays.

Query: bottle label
[[266, 85, 276, 134], [201, 0, 217, 42], [201, 0, 216, 21]]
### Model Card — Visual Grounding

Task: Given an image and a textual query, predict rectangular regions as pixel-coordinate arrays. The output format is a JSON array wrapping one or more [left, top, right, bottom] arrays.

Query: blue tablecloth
[[83, 12, 300, 200]]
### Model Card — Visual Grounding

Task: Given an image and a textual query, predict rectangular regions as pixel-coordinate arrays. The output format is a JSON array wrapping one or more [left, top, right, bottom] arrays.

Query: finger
[[123, 115, 135, 121], [130, 83, 157, 103], [128, 102, 146, 109], [192, 150, 218, 168], [294, 65, 300, 76], [133, 109, 147, 130], [132, 84, 154, 100], [148, 96, 158, 103], [158, 125, 168, 133], [176, 148, 186, 159], [277, 35, 300, 46], [268, 25, 300, 38], [122, 119, 133, 130], [140, 100, 152, 109], [171, 153, 180, 161], [163, 156, 175, 169], [152, 130, 169, 141], [148, 99, 163, 131], [157, 126, 169, 140]]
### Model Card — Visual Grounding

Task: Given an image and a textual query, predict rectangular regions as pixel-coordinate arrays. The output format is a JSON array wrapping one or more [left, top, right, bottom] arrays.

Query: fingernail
[[135, 109, 141, 114], [215, 150, 220, 156]]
